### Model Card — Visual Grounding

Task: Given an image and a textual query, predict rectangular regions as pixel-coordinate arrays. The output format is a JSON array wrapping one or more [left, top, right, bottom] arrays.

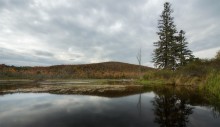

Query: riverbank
[[0, 79, 143, 97], [1, 78, 220, 114], [138, 58, 220, 112]]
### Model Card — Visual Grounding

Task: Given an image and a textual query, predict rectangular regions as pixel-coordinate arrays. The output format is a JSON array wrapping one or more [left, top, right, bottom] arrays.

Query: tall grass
[[203, 72, 220, 99], [141, 69, 175, 86], [142, 58, 220, 87], [143, 69, 174, 80]]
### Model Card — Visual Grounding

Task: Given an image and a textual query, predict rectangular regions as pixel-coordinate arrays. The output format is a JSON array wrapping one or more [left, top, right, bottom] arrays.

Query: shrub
[[177, 60, 209, 77], [204, 72, 220, 99], [143, 69, 174, 80], [215, 50, 220, 60]]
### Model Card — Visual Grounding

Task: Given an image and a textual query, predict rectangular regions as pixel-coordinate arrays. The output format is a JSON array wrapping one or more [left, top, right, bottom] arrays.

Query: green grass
[[137, 80, 164, 85], [139, 58, 220, 102], [202, 72, 220, 99], [143, 69, 174, 80]]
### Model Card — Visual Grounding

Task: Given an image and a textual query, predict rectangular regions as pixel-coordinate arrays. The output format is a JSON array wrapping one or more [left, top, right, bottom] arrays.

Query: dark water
[[0, 92, 220, 127]]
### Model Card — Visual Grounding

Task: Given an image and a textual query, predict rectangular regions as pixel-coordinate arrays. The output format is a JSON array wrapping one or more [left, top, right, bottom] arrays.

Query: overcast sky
[[0, 0, 220, 67]]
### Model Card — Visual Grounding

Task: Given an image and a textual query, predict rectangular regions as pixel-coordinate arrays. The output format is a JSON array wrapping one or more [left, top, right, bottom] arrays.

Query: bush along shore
[[139, 56, 220, 108]]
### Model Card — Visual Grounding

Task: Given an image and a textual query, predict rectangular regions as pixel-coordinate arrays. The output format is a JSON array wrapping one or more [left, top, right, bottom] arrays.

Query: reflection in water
[[212, 107, 220, 118], [152, 91, 193, 127], [0, 93, 156, 127], [137, 93, 142, 116], [0, 91, 220, 127]]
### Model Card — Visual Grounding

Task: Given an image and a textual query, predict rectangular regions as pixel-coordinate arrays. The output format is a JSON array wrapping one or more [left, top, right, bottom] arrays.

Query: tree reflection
[[152, 91, 193, 127], [137, 93, 142, 116]]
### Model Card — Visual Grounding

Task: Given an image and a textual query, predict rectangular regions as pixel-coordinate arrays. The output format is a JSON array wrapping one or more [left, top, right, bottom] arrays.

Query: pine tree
[[153, 2, 177, 70], [176, 30, 194, 66], [215, 50, 220, 60]]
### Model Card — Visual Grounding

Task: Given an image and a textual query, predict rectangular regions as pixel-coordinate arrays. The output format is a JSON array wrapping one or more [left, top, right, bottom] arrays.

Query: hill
[[0, 61, 153, 79]]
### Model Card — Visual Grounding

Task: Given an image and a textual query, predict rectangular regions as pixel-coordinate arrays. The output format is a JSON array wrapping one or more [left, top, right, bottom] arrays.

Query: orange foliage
[[0, 62, 153, 79]]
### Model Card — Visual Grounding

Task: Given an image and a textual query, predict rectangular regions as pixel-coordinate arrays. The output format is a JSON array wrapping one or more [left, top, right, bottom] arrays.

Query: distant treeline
[[0, 62, 153, 79]]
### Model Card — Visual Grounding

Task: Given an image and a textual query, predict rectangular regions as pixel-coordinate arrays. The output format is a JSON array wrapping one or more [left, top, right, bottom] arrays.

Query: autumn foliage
[[0, 62, 153, 79]]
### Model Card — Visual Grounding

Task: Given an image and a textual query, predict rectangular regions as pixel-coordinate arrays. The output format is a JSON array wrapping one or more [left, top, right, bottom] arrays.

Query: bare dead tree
[[136, 48, 142, 116], [136, 48, 142, 78]]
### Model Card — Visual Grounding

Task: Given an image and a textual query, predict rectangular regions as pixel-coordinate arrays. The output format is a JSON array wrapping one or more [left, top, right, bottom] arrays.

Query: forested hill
[[0, 62, 153, 79]]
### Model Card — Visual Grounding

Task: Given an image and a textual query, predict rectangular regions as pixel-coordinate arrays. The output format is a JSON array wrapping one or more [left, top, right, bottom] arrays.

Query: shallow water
[[0, 91, 220, 127]]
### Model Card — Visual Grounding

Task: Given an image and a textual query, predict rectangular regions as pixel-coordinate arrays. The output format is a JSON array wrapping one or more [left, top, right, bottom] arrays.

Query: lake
[[1, 89, 220, 127]]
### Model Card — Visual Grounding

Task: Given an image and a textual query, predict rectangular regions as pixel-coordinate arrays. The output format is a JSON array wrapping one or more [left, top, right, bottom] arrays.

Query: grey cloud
[[0, 0, 220, 66], [34, 50, 54, 57], [0, 48, 67, 66], [0, 0, 31, 10], [172, 0, 220, 52]]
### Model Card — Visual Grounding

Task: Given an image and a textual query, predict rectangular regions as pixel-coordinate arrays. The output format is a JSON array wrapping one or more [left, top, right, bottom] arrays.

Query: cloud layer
[[0, 0, 220, 66]]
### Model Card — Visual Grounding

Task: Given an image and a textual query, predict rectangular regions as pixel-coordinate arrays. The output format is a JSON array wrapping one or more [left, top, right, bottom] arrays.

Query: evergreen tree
[[215, 50, 220, 60], [153, 2, 177, 70], [176, 30, 194, 66], [153, 2, 194, 70]]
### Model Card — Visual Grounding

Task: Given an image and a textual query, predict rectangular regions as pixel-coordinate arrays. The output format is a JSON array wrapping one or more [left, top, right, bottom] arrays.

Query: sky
[[0, 0, 220, 67]]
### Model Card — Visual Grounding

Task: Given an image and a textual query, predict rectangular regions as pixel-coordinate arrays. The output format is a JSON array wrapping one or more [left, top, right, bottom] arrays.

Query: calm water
[[0, 92, 220, 127]]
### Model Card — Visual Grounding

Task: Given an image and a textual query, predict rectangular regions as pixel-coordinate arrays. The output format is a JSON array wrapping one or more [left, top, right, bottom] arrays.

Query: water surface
[[0, 91, 220, 127]]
